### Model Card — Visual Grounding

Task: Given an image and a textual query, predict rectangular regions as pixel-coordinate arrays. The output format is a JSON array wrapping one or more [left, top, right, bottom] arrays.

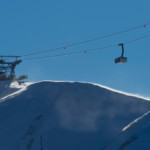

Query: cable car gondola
[[115, 43, 127, 64]]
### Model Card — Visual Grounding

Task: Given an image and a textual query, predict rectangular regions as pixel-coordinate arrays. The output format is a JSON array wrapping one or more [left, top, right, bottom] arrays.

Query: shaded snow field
[[0, 81, 150, 150], [0, 82, 32, 101]]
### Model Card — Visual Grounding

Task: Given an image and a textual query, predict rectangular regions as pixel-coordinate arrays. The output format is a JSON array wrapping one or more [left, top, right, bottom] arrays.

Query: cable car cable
[[22, 34, 150, 61], [21, 22, 150, 57], [22, 45, 117, 61], [124, 34, 150, 44]]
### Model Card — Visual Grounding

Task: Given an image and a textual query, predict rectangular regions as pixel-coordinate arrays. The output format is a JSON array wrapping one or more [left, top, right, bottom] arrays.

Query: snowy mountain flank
[[0, 81, 150, 150], [101, 110, 150, 150]]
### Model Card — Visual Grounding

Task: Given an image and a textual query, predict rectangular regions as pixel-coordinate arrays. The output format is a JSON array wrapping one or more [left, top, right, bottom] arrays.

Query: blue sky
[[0, 0, 150, 96]]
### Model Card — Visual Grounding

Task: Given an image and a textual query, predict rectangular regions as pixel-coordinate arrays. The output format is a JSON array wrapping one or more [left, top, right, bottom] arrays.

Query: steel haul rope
[[21, 22, 150, 58], [22, 34, 150, 61]]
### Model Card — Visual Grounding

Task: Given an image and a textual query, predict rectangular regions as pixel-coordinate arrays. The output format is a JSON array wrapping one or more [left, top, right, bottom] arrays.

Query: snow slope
[[101, 110, 150, 150], [0, 81, 150, 150]]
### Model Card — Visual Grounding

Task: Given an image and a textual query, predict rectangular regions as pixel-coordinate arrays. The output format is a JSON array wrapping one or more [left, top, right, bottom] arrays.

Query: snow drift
[[0, 81, 150, 150]]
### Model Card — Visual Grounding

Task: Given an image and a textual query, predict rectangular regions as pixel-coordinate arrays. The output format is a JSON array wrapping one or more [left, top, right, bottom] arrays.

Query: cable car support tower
[[0, 56, 27, 82]]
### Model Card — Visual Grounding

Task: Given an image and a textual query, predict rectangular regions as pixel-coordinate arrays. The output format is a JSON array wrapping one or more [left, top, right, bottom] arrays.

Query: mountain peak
[[0, 81, 150, 150]]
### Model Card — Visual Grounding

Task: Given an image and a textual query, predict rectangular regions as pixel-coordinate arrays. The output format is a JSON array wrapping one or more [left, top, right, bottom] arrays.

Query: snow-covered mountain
[[102, 109, 150, 150], [0, 81, 150, 150]]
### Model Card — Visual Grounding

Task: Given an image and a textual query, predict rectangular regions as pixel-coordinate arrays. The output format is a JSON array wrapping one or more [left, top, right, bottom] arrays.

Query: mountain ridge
[[0, 81, 150, 150]]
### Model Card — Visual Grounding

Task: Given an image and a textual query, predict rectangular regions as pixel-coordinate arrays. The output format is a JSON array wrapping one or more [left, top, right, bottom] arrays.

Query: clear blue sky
[[0, 0, 150, 96]]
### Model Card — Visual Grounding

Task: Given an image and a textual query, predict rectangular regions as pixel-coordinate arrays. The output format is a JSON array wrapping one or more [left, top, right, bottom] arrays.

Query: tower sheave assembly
[[0, 56, 27, 82]]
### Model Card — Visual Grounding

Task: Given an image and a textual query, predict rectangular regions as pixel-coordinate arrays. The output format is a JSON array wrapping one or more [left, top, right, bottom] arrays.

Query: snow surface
[[101, 110, 150, 150], [0, 81, 150, 150]]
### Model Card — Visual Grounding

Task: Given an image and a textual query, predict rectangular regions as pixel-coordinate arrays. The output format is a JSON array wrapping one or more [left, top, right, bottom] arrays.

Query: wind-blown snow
[[0, 81, 150, 150], [41, 80, 150, 101]]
